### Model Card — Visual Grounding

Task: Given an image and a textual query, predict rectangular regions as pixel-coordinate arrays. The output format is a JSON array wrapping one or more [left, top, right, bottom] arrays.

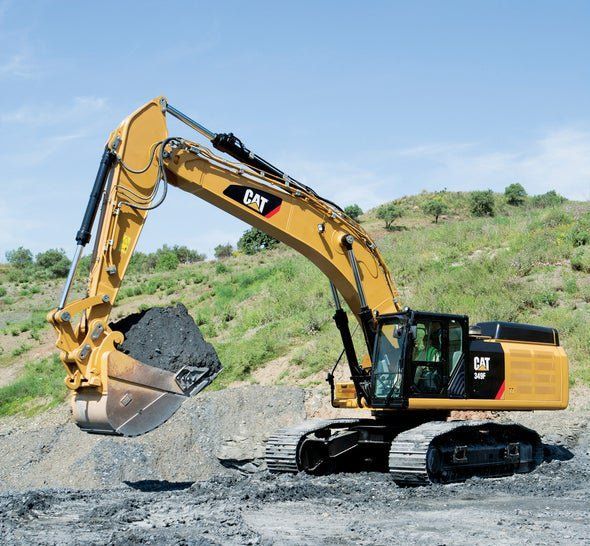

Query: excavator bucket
[[72, 304, 222, 436]]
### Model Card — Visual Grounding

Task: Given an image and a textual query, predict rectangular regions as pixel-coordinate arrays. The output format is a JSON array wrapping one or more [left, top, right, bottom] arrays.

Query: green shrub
[[4, 310, 47, 337], [18, 285, 41, 298], [421, 199, 449, 223], [568, 213, 590, 247], [12, 343, 31, 357], [563, 275, 578, 295], [504, 183, 527, 206], [214, 243, 233, 259], [0, 286, 6, 297], [6, 268, 25, 283], [571, 246, 590, 273], [126, 245, 204, 273], [78, 255, 92, 275], [6, 247, 33, 269], [344, 204, 363, 221], [470, 190, 495, 217], [530, 190, 566, 208], [535, 289, 559, 308], [237, 228, 279, 255], [215, 262, 229, 274], [35, 249, 71, 278], [127, 252, 153, 274], [540, 208, 572, 228], [155, 251, 179, 271], [376, 202, 403, 229], [191, 272, 207, 284]]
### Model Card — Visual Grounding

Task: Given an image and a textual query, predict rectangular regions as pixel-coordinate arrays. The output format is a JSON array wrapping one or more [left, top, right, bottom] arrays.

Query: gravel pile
[[0, 386, 306, 491]]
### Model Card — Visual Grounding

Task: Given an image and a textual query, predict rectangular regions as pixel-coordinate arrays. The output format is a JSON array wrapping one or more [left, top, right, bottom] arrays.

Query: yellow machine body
[[48, 97, 569, 438]]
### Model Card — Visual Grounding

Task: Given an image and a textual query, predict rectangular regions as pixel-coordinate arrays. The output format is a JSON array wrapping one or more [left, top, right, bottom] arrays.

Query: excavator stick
[[48, 98, 221, 436]]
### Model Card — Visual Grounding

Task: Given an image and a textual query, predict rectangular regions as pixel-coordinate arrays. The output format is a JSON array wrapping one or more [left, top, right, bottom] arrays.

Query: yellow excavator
[[48, 97, 569, 485]]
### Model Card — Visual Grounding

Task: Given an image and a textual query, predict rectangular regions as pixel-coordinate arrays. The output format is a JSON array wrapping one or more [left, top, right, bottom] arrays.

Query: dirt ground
[[0, 386, 589, 545]]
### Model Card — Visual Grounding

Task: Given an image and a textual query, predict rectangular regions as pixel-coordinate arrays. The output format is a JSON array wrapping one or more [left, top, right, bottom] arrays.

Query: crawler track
[[265, 419, 362, 473], [389, 420, 544, 485], [267, 418, 544, 485]]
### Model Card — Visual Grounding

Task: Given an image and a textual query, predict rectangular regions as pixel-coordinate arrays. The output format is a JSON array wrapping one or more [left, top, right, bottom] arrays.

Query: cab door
[[407, 315, 467, 398]]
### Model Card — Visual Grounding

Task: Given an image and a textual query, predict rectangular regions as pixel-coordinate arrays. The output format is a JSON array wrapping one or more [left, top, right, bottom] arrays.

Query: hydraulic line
[[116, 137, 180, 212]]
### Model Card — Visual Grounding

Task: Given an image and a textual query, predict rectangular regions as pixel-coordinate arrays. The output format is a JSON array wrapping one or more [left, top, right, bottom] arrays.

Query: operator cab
[[370, 311, 468, 408]]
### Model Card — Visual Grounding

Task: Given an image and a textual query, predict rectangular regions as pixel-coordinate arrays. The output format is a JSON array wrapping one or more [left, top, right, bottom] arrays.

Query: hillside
[[1, 191, 589, 416]]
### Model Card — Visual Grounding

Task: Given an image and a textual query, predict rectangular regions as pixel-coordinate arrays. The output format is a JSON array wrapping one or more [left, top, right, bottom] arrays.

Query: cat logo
[[223, 185, 282, 218], [473, 356, 490, 371], [243, 188, 269, 214]]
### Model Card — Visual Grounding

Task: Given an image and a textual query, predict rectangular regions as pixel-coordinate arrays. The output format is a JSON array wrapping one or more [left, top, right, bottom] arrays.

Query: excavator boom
[[48, 97, 400, 436]]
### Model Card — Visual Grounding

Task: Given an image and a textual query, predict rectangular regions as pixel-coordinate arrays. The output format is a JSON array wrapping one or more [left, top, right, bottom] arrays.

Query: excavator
[[48, 97, 569, 485]]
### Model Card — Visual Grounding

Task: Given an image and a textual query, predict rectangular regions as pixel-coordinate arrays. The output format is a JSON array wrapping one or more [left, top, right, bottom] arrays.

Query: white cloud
[[27, 132, 87, 165], [0, 1, 42, 80], [277, 126, 590, 210], [0, 51, 38, 79], [279, 157, 386, 209], [390, 127, 590, 201], [0, 96, 108, 126]]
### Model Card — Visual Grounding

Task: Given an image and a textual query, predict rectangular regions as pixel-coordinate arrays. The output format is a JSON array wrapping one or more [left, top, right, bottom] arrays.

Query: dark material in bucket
[[111, 303, 222, 375]]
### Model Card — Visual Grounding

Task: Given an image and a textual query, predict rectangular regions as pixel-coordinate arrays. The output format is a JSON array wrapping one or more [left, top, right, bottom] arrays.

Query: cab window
[[412, 320, 444, 394], [413, 321, 443, 363], [372, 320, 404, 400], [448, 320, 463, 374]]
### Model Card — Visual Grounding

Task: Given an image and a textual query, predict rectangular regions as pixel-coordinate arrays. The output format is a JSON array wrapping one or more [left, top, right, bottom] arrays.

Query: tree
[[344, 204, 363, 221], [35, 249, 71, 278], [6, 247, 33, 269], [237, 228, 279, 255], [530, 190, 566, 208], [421, 199, 449, 223], [172, 245, 205, 264], [155, 250, 179, 271], [470, 190, 495, 217], [214, 243, 233, 259], [504, 183, 527, 206], [376, 203, 403, 230]]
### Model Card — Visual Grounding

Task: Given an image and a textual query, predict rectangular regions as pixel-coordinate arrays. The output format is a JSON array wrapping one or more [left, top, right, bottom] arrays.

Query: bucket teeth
[[73, 351, 220, 437]]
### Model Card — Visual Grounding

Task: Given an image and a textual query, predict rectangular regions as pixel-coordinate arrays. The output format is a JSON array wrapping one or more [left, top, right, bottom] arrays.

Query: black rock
[[110, 303, 222, 375]]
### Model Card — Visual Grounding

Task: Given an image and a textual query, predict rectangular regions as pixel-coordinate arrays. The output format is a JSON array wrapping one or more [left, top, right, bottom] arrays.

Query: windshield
[[371, 319, 405, 401]]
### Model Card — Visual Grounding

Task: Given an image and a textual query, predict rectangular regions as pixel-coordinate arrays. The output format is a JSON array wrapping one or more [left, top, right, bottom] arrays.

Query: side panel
[[501, 342, 568, 406]]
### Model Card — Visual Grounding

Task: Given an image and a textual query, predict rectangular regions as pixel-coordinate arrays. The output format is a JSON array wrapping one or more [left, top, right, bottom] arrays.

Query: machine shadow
[[124, 480, 194, 492], [543, 443, 574, 463]]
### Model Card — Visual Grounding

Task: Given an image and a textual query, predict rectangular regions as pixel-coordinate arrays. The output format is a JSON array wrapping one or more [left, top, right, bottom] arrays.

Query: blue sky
[[1, 0, 588, 259]]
